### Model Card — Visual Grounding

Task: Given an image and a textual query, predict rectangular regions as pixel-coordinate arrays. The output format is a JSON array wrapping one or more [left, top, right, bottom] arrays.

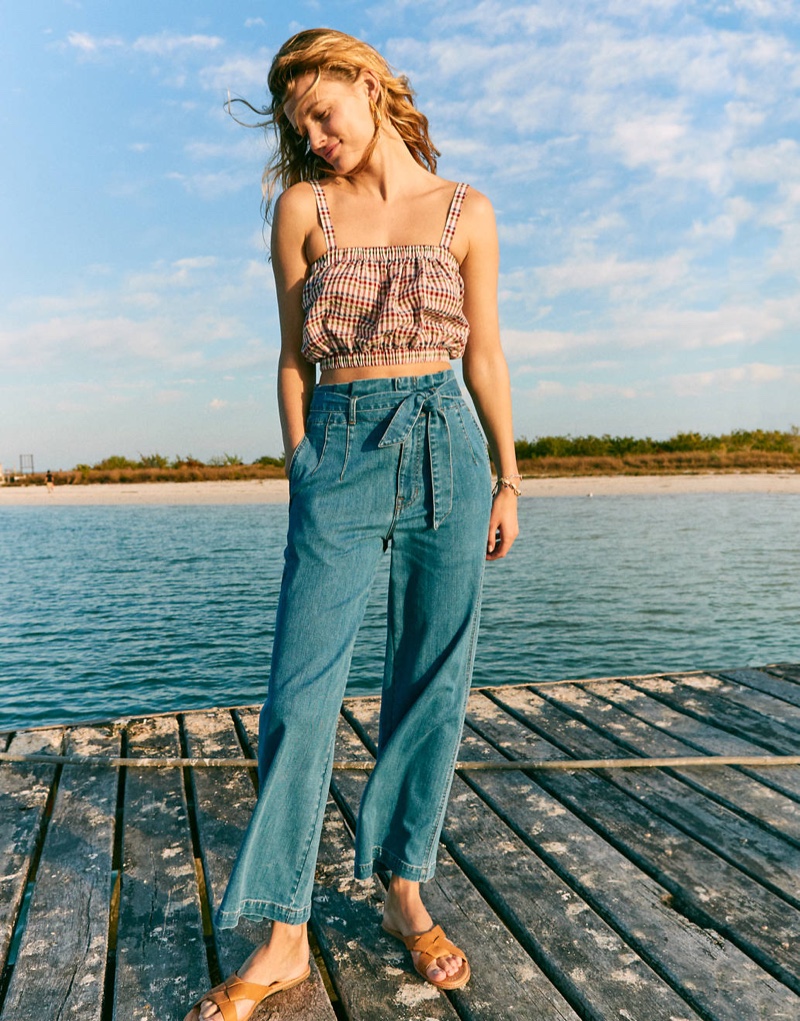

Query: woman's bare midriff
[[319, 360, 452, 385]]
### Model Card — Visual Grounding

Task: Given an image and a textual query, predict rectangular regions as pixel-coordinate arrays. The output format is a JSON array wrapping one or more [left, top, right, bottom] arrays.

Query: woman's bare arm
[[271, 186, 317, 474], [459, 190, 520, 560]]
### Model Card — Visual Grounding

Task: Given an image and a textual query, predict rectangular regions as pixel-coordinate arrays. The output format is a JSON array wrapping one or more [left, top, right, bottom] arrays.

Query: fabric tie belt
[[376, 381, 454, 529]]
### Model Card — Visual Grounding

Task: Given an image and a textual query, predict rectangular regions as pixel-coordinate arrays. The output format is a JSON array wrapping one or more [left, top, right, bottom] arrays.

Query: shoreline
[[1, 472, 799, 505]]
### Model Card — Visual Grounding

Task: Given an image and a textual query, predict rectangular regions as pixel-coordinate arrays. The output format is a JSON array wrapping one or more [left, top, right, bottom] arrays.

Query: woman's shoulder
[[432, 176, 494, 224], [275, 180, 319, 219], [272, 181, 322, 252], [458, 183, 494, 217], [444, 182, 495, 252]]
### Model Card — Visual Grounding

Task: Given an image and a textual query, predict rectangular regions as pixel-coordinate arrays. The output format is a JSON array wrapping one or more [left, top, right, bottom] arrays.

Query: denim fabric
[[215, 370, 492, 928]]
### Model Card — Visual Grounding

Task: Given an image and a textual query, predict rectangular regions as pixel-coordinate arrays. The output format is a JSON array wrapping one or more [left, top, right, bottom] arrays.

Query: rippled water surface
[[1, 494, 797, 730]]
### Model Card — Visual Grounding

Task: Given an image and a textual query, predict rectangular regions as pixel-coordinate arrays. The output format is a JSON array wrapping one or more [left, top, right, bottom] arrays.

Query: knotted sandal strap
[[402, 924, 466, 971], [191, 970, 310, 1021], [382, 921, 470, 990], [193, 974, 272, 1021]]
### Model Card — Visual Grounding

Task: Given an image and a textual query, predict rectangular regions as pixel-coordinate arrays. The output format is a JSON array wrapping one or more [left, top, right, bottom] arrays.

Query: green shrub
[[138, 452, 170, 468], [92, 455, 138, 470]]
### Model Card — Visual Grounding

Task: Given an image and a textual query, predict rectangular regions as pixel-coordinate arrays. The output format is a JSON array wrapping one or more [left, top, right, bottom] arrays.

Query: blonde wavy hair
[[230, 28, 440, 220]]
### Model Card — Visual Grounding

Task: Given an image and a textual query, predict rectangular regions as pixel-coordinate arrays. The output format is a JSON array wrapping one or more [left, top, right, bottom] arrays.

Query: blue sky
[[2, 1, 799, 469]]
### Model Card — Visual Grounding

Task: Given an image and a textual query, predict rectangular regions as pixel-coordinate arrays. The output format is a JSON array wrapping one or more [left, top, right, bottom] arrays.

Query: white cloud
[[671, 362, 790, 396], [0, 252, 277, 382], [690, 196, 756, 239], [155, 389, 186, 405], [526, 379, 640, 401], [732, 138, 800, 188], [65, 31, 123, 54], [537, 252, 689, 298], [63, 29, 224, 62], [124, 256, 218, 294], [184, 138, 262, 162], [131, 33, 224, 55], [209, 398, 228, 410], [166, 168, 257, 199], [199, 55, 273, 92]]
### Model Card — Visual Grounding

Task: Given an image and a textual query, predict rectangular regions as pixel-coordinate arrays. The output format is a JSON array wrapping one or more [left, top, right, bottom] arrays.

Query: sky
[[1, 1, 799, 470]]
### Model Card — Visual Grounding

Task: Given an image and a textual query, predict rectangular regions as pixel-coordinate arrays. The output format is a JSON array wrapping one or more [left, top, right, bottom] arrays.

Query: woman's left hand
[[486, 488, 520, 560]]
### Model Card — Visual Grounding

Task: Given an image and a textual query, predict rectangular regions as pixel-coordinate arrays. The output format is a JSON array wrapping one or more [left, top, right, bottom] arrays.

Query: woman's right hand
[[285, 437, 305, 479]]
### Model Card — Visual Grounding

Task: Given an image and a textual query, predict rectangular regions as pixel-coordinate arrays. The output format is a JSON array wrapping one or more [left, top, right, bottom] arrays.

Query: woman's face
[[284, 71, 376, 173]]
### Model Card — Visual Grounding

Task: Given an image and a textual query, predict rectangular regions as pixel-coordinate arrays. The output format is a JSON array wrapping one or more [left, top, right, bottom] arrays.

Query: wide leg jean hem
[[353, 847, 437, 883], [215, 897, 312, 930]]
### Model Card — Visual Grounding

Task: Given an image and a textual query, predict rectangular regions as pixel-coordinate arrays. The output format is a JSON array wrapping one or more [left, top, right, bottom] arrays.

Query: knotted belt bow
[[377, 382, 453, 529]]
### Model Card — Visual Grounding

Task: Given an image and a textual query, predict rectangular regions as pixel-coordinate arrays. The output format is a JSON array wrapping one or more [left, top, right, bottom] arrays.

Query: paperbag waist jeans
[[216, 370, 492, 927]]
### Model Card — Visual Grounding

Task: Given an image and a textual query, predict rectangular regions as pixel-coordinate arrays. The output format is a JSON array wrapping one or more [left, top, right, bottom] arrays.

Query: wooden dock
[[2, 664, 800, 1020]]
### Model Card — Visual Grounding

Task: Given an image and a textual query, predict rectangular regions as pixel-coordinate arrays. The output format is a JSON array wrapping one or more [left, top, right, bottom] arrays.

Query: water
[[1, 494, 797, 731]]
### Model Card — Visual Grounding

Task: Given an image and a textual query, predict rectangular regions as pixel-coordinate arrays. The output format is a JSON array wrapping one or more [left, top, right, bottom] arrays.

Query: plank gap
[[99, 726, 126, 1021], [0, 881, 34, 973], [178, 714, 223, 990], [339, 705, 378, 757], [100, 870, 121, 1021], [308, 927, 348, 1020], [229, 709, 259, 793]]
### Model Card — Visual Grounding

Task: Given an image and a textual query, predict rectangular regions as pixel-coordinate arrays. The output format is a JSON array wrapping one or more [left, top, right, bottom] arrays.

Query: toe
[[440, 953, 463, 977], [426, 962, 448, 982]]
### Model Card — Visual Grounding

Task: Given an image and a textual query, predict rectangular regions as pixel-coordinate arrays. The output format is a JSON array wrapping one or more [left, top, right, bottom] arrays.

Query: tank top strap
[[310, 180, 337, 250], [439, 182, 469, 250]]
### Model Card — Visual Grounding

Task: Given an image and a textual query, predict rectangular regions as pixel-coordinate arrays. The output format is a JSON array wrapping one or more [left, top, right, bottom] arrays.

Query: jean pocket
[[287, 435, 311, 479], [456, 405, 489, 465], [289, 414, 329, 487]]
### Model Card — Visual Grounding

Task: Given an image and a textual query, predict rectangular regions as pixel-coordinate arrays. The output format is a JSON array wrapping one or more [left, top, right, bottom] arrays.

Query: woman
[[187, 27, 520, 1021]]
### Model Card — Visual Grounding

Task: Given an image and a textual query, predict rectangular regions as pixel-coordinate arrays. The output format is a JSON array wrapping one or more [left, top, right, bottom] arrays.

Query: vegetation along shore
[[3, 429, 798, 486]]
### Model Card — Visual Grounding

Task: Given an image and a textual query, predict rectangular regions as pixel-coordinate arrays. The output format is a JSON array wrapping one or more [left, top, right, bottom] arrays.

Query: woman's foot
[[381, 876, 465, 984], [184, 922, 310, 1021]]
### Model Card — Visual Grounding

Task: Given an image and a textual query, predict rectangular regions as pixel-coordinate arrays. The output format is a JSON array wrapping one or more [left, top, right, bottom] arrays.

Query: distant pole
[[19, 454, 35, 475]]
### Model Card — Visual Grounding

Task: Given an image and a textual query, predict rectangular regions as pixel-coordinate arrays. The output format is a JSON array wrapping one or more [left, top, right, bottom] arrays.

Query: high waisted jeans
[[216, 370, 492, 927]]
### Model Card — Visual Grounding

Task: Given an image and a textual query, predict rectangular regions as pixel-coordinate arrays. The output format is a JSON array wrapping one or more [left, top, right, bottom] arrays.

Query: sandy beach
[[1, 473, 799, 505]]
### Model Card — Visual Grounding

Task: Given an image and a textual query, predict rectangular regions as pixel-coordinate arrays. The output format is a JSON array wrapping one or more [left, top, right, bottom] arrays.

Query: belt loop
[[348, 395, 358, 425]]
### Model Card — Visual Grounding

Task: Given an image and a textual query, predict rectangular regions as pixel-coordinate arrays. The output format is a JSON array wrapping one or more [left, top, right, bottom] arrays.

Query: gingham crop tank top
[[301, 181, 470, 371]]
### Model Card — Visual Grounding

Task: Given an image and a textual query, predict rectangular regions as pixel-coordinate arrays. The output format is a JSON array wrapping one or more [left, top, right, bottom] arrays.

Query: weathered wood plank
[[632, 674, 800, 752], [181, 708, 335, 1020], [540, 682, 800, 851], [346, 701, 704, 1021], [766, 664, 800, 685], [487, 686, 800, 992], [577, 679, 800, 802], [0, 728, 63, 972], [0, 725, 119, 1021], [331, 713, 582, 1021], [112, 716, 207, 1021], [717, 668, 800, 709], [463, 694, 800, 1021]]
